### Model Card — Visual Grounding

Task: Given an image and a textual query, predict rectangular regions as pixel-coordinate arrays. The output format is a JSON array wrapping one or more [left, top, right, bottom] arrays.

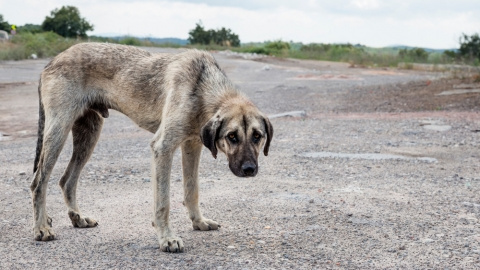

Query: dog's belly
[[114, 104, 162, 134]]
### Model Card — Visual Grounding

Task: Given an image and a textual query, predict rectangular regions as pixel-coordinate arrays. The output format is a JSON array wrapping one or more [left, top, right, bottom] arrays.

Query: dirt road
[[1, 47, 480, 269]]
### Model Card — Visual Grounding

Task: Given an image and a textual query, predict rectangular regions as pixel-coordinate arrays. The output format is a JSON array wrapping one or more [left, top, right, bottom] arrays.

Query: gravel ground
[[1, 47, 480, 269]]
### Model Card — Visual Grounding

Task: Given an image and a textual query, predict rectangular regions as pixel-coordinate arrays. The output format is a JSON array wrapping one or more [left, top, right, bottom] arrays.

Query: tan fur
[[30, 43, 273, 252]]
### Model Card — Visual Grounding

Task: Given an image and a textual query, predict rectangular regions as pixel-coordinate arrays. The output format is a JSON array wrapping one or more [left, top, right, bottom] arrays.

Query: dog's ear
[[201, 117, 223, 159], [263, 117, 273, 156]]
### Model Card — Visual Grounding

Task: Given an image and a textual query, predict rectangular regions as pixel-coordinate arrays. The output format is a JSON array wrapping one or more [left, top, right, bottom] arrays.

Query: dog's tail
[[33, 78, 45, 173]]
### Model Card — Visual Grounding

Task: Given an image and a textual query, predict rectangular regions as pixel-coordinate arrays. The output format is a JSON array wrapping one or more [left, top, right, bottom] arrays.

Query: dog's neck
[[203, 89, 251, 118]]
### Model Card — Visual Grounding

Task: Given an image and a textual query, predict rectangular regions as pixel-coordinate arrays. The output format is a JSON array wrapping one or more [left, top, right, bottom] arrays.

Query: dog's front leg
[[151, 136, 184, 253], [181, 139, 220, 231]]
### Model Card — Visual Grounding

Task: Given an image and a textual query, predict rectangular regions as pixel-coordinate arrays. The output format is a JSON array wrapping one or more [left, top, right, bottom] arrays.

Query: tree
[[188, 22, 209, 45], [188, 21, 240, 47], [41, 6, 93, 38], [0, 14, 10, 31], [459, 33, 480, 61]]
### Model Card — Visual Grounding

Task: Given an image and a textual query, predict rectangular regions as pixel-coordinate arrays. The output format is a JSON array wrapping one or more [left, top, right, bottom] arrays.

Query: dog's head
[[201, 99, 273, 177]]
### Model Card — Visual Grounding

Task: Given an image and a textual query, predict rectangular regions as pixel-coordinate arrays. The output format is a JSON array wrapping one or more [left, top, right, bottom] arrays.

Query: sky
[[0, 0, 479, 49]]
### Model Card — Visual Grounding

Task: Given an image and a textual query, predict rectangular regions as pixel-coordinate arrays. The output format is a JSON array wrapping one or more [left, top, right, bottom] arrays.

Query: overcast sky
[[1, 0, 479, 49]]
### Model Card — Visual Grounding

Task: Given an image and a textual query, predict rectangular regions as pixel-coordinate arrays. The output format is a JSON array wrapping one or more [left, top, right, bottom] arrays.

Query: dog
[[30, 43, 273, 253]]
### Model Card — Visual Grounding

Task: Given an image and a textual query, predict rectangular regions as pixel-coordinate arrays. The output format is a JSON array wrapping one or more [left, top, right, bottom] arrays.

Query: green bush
[[119, 36, 142, 46], [264, 40, 290, 56], [235, 40, 290, 56], [17, 24, 43, 34], [290, 43, 370, 64], [238, 46, 269, 55], [398, 48, 429, 62]]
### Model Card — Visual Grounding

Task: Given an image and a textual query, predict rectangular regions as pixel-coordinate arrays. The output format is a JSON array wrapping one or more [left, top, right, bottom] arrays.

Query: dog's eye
[[227, 133, 237, 143], [252, 133, 261, 143]]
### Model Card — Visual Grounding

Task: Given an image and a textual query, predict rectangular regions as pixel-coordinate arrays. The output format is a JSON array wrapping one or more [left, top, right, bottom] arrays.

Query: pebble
[[421, 238, 435, 244], [269, 111, 307, 119], [19, 171, 26, 176], [423, 125, 452, 132]]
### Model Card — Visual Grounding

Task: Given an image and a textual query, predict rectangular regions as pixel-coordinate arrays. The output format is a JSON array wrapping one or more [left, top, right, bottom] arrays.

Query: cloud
[[0, 0, 479, 48], [351, 0, 380, 10]]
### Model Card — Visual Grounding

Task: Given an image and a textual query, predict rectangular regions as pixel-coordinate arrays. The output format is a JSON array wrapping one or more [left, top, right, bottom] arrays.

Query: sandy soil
[[1, 47, 480, 269]]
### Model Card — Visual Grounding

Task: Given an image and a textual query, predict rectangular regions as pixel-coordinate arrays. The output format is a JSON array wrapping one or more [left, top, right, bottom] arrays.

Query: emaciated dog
[[30, 43, 273, 252]]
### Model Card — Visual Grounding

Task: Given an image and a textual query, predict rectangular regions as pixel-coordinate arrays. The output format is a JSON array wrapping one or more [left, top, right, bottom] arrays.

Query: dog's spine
[[33, 78, 45, 173]]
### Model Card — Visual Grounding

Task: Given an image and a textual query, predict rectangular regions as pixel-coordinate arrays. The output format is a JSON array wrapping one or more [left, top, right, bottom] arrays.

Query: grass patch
[[0, 32, 78, 60], [233, 42, 480, 68]]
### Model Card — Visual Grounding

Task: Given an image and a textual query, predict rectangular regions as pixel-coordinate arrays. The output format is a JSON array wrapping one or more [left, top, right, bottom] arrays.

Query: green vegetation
[[1, 7, 479, 69], [0, 32, 77, 60], [459, 33, 480, 64], [41, 6, 93, 38], [0, 14, 10, 31], [188, 22, 240, 47], [235, 40, 479, 67], [18, 24, 43, 34]]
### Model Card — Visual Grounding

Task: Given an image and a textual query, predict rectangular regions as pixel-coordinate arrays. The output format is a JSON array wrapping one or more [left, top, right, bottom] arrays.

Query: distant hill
[[141, 37, 188, 45]]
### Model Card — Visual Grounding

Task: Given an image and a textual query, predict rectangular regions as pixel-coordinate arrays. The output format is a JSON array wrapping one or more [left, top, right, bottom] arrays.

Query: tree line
[[1, 5, 479, 62], [188, 22, 240, 47]]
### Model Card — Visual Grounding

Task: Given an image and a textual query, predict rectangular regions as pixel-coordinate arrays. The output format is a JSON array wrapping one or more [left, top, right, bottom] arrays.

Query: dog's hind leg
[[59, 110, 103, 228], [31, 115, 74, 241], [181, 139, 220, 231]]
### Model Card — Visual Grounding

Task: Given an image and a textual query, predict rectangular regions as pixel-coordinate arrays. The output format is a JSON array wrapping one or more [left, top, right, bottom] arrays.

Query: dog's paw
[[159, 236, 184, 253], [34, 216, 55, 241], [192, 218, 220, 231], [68, 211, 98, 228], [34, 220, 55, 241]]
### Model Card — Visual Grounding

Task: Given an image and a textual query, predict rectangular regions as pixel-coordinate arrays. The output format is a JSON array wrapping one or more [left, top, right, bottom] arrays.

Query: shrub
[[398, 48, 429, 62], [264, 40, 290, 56], [119, 36, 142, 46]]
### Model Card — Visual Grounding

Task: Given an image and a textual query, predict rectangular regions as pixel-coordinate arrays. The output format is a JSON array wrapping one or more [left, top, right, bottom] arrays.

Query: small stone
[[19, 171, 26, 176], [421, 238, 435, 244], [227, 245, 235, 249], [258, 240, 266, 244], [309, 199, 314, 203], [460, 218, 469, 225], [268, 111, 307, 119]]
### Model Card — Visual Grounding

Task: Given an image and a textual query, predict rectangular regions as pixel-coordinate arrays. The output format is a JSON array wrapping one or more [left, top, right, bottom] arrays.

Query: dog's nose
[[241, 162, 256, 176]]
